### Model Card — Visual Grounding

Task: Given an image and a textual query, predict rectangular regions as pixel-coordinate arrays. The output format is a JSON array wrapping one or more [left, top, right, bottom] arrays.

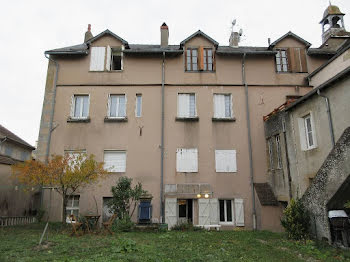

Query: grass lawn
[[0, 223, 349, 262]]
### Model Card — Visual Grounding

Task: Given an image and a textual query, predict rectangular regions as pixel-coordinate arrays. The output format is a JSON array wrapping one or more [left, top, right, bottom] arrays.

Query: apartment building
[[36, 6, 342, 231]]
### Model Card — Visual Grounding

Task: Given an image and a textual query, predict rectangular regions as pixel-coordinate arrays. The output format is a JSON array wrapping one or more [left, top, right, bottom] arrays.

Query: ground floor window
[[66, 195, 80, 223], [178, 199, 193, 223], [219, 199, 233, 223]]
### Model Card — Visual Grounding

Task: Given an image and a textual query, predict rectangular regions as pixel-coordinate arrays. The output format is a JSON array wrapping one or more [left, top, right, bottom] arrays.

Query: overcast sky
[[0, 0, 349, 146]]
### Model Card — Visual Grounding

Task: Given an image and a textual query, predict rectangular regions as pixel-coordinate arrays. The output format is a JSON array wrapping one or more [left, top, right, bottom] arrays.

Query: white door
[[198, 199, 210, 225], [165, 198, 177, 229]]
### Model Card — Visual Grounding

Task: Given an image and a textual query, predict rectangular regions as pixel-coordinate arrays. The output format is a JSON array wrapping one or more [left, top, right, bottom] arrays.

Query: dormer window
[[107, 47, 123, 71], [275, 48, 307, 73], [185, 47, 214, 72], [89, 46, 123, 72], [275, 49, 289, 72]]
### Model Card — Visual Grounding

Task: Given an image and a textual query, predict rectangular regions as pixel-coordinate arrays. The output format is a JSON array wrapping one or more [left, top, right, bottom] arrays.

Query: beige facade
[[37, 20, 337, 231]]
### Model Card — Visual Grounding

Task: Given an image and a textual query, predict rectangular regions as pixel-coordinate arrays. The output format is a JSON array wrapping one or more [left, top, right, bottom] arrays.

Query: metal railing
[[0, 216, 36, 227]]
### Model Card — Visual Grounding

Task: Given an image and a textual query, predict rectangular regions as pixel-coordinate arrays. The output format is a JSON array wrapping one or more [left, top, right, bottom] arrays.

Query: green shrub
[[171, 221, 197, 231], [281, 198, 309, 240], [111, 214, 135, 232], [36, 209, 45, 222]]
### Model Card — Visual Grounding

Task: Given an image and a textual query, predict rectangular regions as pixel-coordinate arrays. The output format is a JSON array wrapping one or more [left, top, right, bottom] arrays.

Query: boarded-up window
[[213, 94, 232, 118], [215, 150, 237, 172], [90, 47, 105, 71], [104, 151, 126, 172], [178, 93, 196, 117], [176, 148, 198, 172]]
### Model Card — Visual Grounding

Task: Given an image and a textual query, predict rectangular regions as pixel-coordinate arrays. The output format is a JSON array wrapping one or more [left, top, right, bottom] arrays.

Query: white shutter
[[215, 150, 237, 172], [190, 148, 198, 172], [209, 198, 219, 224], [298, 117, 307, 150], [90, 47, 105, 71], [214, 94, 225, 118], [106, 45, 111, 71], [234, 199, 245, 226], [165, 198, 177, 229], [310, 112, 317, 148], [176, 148, 197, 172], [178, 94, 189, 117], [176, 149, 183, 172], [198, 199, 210, 225], [104, 151, 126, 172]]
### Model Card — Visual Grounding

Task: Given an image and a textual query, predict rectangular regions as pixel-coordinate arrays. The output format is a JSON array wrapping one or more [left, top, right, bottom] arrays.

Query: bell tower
[[320, 4, 348, 46]]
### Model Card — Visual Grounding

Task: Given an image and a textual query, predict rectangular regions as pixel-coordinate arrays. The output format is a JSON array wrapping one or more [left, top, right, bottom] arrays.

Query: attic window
[[111, 48, 122, 70], [275, 49, 288, 72], [185, 47, 214, 72]]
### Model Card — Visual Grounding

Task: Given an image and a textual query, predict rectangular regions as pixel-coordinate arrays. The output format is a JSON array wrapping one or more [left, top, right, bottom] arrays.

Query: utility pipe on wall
[[317, 89, 335, 147], [242, 53, 257, 230], [160, 52, 165, 223]]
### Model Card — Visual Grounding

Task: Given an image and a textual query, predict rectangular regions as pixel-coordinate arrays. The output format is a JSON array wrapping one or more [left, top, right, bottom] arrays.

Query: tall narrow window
[[108, 94, 126, 118], [178, 94, 196, 118], [304, 114, 314, 148], [219, 200, 233, 223], [66, 195, 80, 223], [186, 48, 198, 71], [268, 139, 274, 170], [213, 94, 232, 118], [275, 49, 288, 72], [135, 94, 142, 117], [203, 48, 213, 71], [275, 135, 282, 169], [72, 95, 89, 119], [298, 113, 317, 151]]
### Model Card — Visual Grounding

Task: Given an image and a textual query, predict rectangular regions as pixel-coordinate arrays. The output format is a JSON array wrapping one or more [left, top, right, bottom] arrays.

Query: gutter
[[317, 90, 335, 147], [160, 51, 165, 223], [242, 53, 257, 230]]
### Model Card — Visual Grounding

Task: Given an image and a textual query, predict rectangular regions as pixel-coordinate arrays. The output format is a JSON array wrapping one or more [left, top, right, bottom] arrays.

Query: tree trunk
[[62, 193, 67, 224]]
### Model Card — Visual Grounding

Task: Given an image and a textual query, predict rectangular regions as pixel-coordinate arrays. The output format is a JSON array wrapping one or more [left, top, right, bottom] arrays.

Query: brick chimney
[[160, 22, 169, 47], [84, 24, 93, 42]]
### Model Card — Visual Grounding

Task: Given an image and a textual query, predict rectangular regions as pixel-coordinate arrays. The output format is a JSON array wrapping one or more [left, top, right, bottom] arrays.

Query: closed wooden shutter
[[178, 94, 189, 117], [234, 199, 245, 226], [105, 45, 111, 71], [165, 198, 177, 229], [198, 46, 204, 71], [176, 148, 198, 172], [299, 48, 308, 73], [104, 151, 126, 172], [209, 198, 219, 224], [215, 150, 237, 172], [213, 94, 225, 118], [287, 48, 296, 72], [198, 198, 210, 225], [90, 47, 105, 71]]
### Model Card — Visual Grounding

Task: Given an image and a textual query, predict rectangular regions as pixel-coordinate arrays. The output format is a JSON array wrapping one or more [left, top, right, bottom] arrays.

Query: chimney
[[229, 32, 240, 47], [84, 24, 93, 42], [268, 38, 271, 46], [160, 22, 169, 47]]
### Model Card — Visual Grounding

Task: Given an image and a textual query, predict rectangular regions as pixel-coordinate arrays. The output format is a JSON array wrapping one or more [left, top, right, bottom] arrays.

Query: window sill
[[219, 222, 234, 225], [175, 117, 199, 122], [104, 117, 128, 122], [185, 70, 215, 73], [88, 70, 124, 73], [302, 145, 317, 151], [212, 117, 236, 122], [67, 117, 90, 123]]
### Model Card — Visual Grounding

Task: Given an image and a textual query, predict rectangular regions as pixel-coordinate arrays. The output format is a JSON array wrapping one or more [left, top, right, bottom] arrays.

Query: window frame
[[177, 93, 197, 118], [275, 49, 289, 73], [268, 138, 274, 170], [275, 135, 282, 169], [185, 48, 198, 71], [107, 94, 127, 119], [298, 112, 317, 151], [66, 195, 80, 223], [103, 150, 127, 173], [106, 46, 124, 71], [304, 114, 315, 149], [203, 48, 214, 71], [71, 94, 90, 119], [135, 94, 142, 117], [219, 199, 234, 224], [213, 94, 233, 119]]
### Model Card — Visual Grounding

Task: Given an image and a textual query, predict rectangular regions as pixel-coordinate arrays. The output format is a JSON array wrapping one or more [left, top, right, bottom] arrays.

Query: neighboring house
[[0, 125, 38, 216], [36, 5, 345, 231], [263, 10, 350, 241]]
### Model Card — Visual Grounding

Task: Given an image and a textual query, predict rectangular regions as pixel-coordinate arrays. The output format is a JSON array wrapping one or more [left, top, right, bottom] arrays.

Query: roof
[[86, 29, 129, 47], [286, 66, 350, 111], [269, 31, 311, 49], [124, 44, 183, 55], [216, 46, 277, 55], [254, 183, 278, 206], [321, 5, 344, 23], [307, 48, 337, 56], [45, 43, 89, 55], [180, 30, 219, 47], [0, 154, 18, 165], [263, 98, 298, 121], [0, 125, 35, 150], [308, 38, 350, 79]]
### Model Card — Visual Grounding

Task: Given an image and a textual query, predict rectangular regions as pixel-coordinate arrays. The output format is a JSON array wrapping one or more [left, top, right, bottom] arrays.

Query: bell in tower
[[320, 4, 349, 48]]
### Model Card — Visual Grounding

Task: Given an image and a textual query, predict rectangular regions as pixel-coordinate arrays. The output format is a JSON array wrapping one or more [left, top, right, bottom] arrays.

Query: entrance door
[[178, 199, 193, 223]]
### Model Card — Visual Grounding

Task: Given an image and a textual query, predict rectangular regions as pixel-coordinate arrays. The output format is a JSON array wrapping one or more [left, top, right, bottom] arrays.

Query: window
[[275, 135, 282, 169], [135, 94, 142, 117], [186, 48, 198, 71], [203, 48, 213, 71], [219, 200, 233, 223], [177, 94, 196, 118], [71, 95, 89, 119], [215, 150, 237, 172], [176, 148, 198, 172], [298, 113, 317, 150], [66, 195, 80, 223], [275, 49, 288, 72], [89, 46, 124, 72], [65, 150, 86, 168], [20, 151, 30, 161], [5, 146, 12, 157], [104, 151, 126, 172], [108, 94, 126, 118], [213, 94, 232, 118], [268, 139, 274, 170]]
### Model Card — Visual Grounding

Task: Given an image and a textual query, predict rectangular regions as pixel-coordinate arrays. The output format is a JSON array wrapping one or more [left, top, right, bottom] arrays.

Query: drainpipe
[[317, 89, 335, 147], [160, 51, 165, 223], [242, 53, 257, 230], [41, 54, 59, 209]]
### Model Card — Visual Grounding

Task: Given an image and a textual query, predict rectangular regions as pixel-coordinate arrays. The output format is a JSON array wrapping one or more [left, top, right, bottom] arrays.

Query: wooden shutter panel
[[90, 47, 105, 71], [198, 199, 210, 225], [287, 48, 296, 72], [165, 198, 177, 229], [106, 45, 111, 71], [234, 199, 245, 226], [299, 48, 308, 73], [198, 46, 204, 71], [209, 199, 219, 224]]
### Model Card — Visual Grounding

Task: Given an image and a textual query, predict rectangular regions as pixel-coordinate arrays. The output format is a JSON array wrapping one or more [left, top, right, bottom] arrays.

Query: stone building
[[263, 5, 350, 241], [36, 5, 345, 231], [0, 125, 37, 216]]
